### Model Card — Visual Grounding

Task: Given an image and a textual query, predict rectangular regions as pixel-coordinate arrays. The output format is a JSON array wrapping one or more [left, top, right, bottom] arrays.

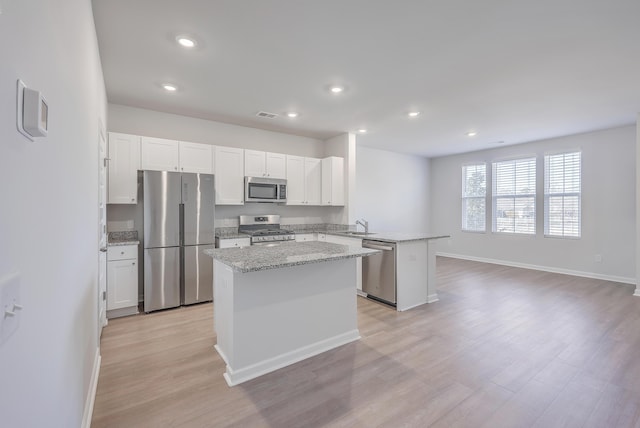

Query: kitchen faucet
[[355, 219, 369, 234]]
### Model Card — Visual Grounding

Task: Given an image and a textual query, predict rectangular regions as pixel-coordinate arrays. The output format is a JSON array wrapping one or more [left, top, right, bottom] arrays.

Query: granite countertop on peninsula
[[324, 231, 450, 243], [205, 241, 380, 273]]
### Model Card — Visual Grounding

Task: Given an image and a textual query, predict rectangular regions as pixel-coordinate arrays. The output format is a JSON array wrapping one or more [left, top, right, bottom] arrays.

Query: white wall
[[355, 146, 431, 232], [106, 104, 350, 228], [109, 103, 325, 157], [431, 125, 636, 282], [0, 0, 106, 426]]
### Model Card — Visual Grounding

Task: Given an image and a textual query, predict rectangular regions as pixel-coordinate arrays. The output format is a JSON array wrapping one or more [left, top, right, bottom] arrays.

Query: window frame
[[544, 151, 582, 239], [461, 163, 487, 233]]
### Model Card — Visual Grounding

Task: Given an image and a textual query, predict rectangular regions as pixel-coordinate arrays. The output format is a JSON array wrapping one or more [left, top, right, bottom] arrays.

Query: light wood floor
[[92, 257, 640, 427]]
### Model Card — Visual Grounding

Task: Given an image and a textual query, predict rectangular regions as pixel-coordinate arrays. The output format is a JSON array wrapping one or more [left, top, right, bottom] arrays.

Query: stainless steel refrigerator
[[142, 170, 215, 312]]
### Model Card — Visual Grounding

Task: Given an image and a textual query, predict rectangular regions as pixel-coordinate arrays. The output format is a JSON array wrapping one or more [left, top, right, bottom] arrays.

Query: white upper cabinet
[[179, 141, 213, 174], [285, 155, 305, 205], [244, 150, 286, 179], [141, 137, 179, 172], [304, 158, 322, 205], [244, 149, 266, 177], [266, 152, 286, 179], [322, 156, 345, 206], [286, 155, 321, 205], [107, 132, 140, 204], [215, 146, 244, 205], [142, 138, 214, 174]]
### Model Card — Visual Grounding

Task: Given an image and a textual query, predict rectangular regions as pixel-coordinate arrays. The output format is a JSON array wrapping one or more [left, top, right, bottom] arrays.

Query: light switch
[[0, 273, 22, 345]]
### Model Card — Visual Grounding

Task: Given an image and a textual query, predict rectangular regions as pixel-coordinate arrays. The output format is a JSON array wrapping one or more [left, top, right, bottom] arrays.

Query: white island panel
[[214, 258, 360, 386], [396, 240, 429, 311]]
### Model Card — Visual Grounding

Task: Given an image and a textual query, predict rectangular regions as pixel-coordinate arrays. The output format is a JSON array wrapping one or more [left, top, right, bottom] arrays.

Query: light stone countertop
[[205, 241, 380, 273], [107, 231, 140, 247], [107, 240, 140, 247], [324, 231, 450, 243]]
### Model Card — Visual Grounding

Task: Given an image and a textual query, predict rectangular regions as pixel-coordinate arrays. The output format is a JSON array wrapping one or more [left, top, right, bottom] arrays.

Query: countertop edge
[[107, 241, 140, 247]]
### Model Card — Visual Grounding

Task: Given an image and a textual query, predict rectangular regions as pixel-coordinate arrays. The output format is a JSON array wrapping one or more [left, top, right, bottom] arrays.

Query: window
[[493, 157, 536, 234], [545, 152, 581, 237], [462, 164, 486, 231]]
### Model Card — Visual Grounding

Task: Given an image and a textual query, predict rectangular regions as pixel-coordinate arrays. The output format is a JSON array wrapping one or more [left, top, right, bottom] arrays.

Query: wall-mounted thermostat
[[16, 80, 48, 141]]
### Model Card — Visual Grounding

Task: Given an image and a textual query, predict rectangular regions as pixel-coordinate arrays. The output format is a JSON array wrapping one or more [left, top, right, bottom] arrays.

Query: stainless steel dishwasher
[[362, 240, 397, 306]]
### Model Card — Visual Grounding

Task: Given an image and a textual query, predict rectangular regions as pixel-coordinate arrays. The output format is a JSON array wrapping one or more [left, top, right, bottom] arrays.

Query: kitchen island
[[205, 241, 379, 386], [349, 232, 450, 311]]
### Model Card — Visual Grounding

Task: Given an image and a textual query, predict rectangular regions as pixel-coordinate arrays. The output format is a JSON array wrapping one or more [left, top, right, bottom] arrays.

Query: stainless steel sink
[[343, 231, 376, 236]]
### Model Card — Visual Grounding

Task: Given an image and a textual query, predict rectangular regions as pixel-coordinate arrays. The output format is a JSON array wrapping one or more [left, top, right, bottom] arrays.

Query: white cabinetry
[[215, 146, 245, 205], [179, 142, 213, 173], [325, 234, 363, 292], [295, 233, 316, 242], [322, 157, 345, 206], [107, 245, 139, 318], [286, 156, 322, 205], [244, 150, 286, 179], [107, 132, 140, 204], [141, 137, 180, 171], [216, 237, 251, 248]]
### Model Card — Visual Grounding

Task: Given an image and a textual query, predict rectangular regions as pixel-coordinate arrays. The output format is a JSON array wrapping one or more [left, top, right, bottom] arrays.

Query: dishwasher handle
[[363, 242, 394, 251]]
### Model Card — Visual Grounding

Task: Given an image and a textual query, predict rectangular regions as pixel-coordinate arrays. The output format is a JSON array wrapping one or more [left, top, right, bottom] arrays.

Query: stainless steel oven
[[245, 177, 287, 203]]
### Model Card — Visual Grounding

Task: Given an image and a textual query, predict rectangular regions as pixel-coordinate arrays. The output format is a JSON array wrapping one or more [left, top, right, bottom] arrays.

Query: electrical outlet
[[594, 254, 602, 263], [0, 273, 22, 345]]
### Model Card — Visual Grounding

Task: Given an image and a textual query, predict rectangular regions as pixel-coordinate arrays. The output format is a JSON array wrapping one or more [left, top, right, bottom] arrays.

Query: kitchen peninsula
[[205, 241, 379, 386]]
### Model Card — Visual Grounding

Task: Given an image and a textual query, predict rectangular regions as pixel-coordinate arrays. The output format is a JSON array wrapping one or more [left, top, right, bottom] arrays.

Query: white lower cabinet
[[325, 234, 363, 292], [107, 245, 139, 318], [295, 233, 316, 242], [216, 237, 251, 248]]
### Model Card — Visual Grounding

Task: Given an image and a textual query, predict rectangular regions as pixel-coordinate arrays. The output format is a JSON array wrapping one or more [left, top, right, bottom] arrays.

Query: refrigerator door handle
[[183, 182, 188, 203]]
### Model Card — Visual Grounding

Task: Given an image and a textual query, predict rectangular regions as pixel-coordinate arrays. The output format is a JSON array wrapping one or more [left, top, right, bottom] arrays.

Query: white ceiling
[[92, 0, 640, 157]]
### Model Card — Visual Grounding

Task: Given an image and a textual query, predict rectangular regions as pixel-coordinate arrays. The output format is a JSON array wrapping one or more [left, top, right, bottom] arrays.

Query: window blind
[[544, 152, 581, 237], [462, 164, 486, 231], [492, 157, 536, 234]]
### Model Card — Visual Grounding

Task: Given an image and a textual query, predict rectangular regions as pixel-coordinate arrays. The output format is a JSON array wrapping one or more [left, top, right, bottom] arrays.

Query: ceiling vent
[[256, 111, 278, 119]]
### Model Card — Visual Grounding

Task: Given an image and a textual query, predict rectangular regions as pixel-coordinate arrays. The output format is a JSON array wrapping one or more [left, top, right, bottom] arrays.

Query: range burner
[[238, 215, 296, 244]]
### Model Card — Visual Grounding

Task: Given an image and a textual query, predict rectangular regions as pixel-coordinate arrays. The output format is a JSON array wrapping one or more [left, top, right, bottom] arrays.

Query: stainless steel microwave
[[244, 177, 287, 203]]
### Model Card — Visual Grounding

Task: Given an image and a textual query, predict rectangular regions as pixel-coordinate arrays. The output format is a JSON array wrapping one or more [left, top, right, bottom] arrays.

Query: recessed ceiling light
[[358, 129, 367, 133], [286, 112, 298, 118], [330, 86, 344, 94], [176, 36, 197, 48], [408, 111, 420, 117], [466, 131, 477, 137], [162, 84, 178, 92]]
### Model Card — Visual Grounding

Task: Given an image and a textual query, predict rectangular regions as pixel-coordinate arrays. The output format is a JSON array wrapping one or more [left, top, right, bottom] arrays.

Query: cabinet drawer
[[108, 245, 138, 261], [216, 237, 251, 248]]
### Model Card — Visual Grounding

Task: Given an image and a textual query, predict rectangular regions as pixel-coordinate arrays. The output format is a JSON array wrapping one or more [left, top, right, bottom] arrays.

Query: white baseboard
[[356, 289, 367, 297], [426, 293, 440, 303], [81, 349, 101, 428], [634, 287, 640, 297], [221, 330, 361, 387], [437, 252, 635, 285]]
